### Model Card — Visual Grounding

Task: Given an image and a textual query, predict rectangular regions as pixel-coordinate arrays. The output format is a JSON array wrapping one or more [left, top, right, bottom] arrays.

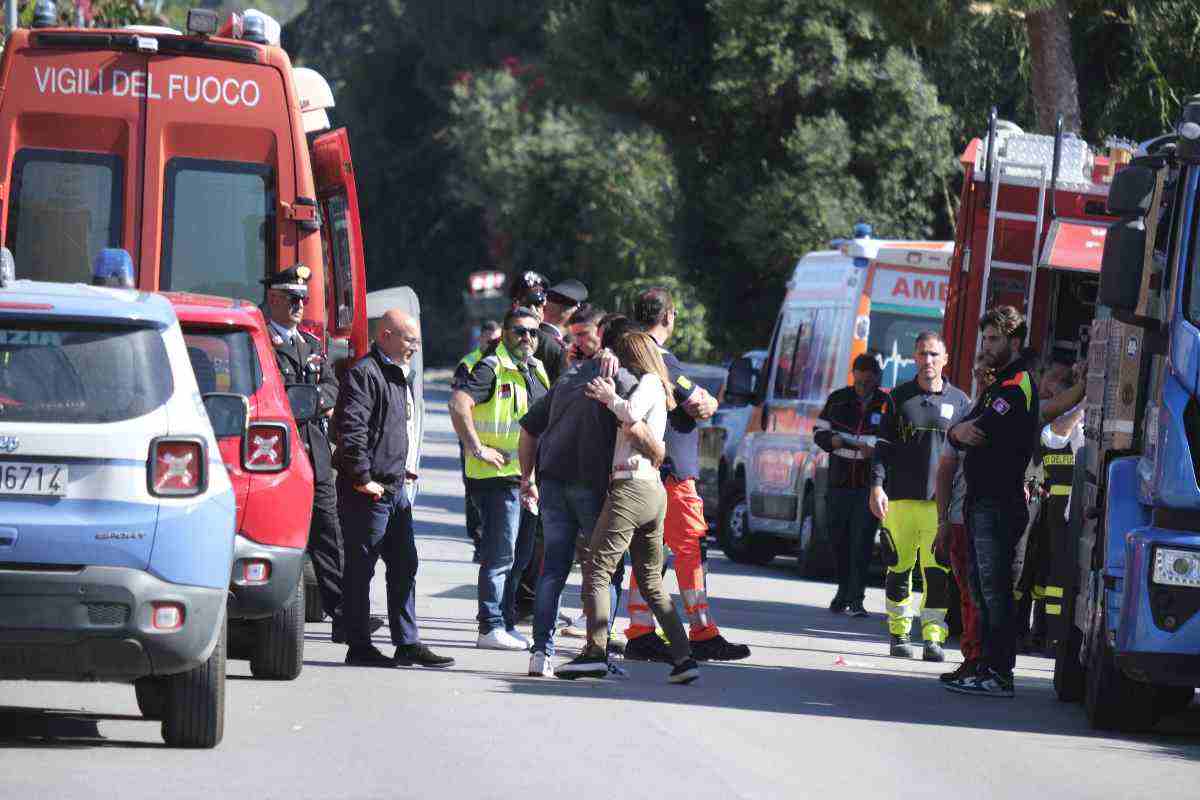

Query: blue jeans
[[534, 479, 621, 655], [475, 484, 523, 634], [966, 495, 1028, 678]]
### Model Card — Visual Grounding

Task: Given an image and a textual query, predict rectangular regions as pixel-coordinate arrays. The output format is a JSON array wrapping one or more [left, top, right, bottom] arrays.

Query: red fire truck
[[0, 7, 370, 360]]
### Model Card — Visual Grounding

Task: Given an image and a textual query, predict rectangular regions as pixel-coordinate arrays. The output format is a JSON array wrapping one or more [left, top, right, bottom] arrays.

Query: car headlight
[[1153, 547, 1200, 588]]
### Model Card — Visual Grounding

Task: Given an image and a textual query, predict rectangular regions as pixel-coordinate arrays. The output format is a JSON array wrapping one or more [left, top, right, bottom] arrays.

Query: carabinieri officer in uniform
[[261, 265, 351, 641]]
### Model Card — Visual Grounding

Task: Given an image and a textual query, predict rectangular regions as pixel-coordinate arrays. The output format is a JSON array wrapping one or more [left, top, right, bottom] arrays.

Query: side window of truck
[[5, 148, 123, 284], [322, 194, 356, 330], [161, 158, 275, 303]]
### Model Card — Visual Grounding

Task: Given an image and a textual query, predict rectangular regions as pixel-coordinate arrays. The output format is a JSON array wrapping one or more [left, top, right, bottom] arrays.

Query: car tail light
[[148, 437, 206, 497], [237, 560, 271, 585], [151, 603, 185, 630], [243, 422, 290, 472]]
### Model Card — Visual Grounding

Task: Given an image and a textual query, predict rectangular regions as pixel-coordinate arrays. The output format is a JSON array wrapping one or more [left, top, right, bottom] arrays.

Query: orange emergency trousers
[[624, 476, 720, 642]]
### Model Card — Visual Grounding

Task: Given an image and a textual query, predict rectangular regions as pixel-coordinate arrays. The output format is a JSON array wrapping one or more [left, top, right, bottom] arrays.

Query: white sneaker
[[508, 629, 531, 648], [606, 661, 630, 680], [477, 629, 529, 651], [528, 650, 554, 677]]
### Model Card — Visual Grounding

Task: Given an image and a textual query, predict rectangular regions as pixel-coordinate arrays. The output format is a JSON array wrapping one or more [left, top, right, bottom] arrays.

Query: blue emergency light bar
[[92, 248, 135, 288]]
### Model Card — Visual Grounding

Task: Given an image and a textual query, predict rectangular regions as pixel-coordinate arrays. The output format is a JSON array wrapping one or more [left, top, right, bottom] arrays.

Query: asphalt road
[[3, 376, 1199, 800]]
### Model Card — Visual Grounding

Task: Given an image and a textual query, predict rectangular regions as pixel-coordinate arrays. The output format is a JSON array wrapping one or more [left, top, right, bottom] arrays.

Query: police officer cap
[[546, 278, 587, 306], [510, 269, 547, 301], [262, 264, 312, 298]]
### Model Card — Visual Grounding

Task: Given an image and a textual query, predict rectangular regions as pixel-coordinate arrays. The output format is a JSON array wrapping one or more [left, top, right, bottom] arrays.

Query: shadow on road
[[493, 661, 1200, 758], [0, 707, 160, 749]]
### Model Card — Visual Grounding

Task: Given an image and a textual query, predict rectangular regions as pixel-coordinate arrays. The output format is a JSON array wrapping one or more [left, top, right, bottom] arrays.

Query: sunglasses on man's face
[[509, 326, 539, 339]]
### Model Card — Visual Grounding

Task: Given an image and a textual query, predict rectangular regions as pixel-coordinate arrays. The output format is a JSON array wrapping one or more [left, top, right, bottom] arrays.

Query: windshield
[[0, 322, 172, 423], [5, 148, 124, 284], [161, 158, 275, 302], [869, 311, 940, 388], [181, 328, 263, 396]]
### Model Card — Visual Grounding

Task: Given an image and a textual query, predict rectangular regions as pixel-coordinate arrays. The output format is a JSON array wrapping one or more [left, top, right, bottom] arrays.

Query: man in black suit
[[262, 265, 355, 641]]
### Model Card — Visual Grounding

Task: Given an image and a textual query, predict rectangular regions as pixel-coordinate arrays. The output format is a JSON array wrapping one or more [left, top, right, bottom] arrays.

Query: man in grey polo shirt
[[518, 315, 662, 676]]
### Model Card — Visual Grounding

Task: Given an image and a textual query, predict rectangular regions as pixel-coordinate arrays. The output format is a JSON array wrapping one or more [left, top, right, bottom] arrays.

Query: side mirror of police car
[[203, 393, 249, 439], [286, 384, 321, 422]]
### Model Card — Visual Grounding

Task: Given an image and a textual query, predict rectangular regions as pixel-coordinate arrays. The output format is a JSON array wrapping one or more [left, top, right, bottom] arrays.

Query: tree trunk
[[1025, 0, 1082, 133]]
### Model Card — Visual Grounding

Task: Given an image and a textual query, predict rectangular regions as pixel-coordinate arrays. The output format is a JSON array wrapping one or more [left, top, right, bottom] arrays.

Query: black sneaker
[[555, 648, 609, 679], [923, 641, 945, 662], [669, 658, 700, 685], [939, 659, 978, 684], [847, 602, 869, 618], [344, 644, 396, 668], [692, 635, 751, 662], [946, 667, 1014, 698], [829, 594, 848, 613], [890, 634, 914, 658], [624, 633, 673, 663], [394, 643, 455, 668], [606, 639, 626, 657]]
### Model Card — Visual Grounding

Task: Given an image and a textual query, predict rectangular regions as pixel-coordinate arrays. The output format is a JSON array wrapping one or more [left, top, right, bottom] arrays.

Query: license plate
[[0, 462, 68, 496]]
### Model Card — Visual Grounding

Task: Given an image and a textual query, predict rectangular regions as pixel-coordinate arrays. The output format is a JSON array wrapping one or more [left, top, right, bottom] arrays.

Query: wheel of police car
[[303, 554, 324, 623], [161, 616, 226, 748], [718, 484, 775, 566], [250, 577, 305, 681]]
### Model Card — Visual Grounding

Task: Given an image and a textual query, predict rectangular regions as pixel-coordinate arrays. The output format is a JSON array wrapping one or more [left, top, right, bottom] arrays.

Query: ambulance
[[715, 230, 952, 569], [0, 7, 370, 361]]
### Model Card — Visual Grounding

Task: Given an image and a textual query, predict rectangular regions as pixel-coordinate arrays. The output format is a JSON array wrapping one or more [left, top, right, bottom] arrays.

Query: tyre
[[250, 577, 305, 681], [161, 616, 226, 749], [134, 677, 167, 720], [303, 553, 323, 623], [1053, 623, 1086, 703], [795, 490, 824, 578], [1084, 603, 1156, 732], [717, 484, 775, 566]]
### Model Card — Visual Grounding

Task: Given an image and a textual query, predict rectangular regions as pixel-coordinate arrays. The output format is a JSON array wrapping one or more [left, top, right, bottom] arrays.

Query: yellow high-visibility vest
[[464, 342, 548, 480]]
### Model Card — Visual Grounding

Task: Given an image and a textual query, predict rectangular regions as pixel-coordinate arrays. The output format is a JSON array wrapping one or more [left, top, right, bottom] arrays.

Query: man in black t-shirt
[[945, 306, 1040, 699], [869, 332, 970, 661]]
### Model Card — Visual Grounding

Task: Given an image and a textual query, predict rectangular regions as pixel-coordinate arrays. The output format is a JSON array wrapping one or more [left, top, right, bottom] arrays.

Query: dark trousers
[[828, 487, 878, 605], [339, 484, 420, 648], [966, 495, 1028, 679], [309, 473, 344, 620]]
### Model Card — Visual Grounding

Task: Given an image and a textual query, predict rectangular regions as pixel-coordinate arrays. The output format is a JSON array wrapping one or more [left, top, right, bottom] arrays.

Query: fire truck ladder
[[976, 158, 1049, 360]]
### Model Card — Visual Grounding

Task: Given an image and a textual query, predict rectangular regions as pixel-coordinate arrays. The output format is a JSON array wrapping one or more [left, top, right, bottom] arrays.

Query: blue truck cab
[[0, 253, 236, 748], [1054, 98, 1200, 730]]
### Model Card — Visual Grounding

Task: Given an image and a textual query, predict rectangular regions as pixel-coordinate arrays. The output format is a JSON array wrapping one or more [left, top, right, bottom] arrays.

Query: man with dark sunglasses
[[262, 265, 370, 643], [451, 308, 550, 651]]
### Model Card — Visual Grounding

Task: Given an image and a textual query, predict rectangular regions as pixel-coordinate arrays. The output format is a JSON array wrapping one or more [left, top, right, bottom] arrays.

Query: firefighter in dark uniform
[[1019, 376, 1083, 655], [261, 265, 354, 641]]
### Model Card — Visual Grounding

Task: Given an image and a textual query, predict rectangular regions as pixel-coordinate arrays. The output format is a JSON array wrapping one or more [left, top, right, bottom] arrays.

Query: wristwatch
[[472, 445, 486, 460]]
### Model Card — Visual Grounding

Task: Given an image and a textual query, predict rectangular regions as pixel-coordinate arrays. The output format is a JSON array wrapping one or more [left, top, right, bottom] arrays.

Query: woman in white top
[[555, 332, 698, 684]]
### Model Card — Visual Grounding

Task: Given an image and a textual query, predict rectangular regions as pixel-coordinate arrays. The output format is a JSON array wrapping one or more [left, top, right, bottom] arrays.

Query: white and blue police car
[[0, 249, 236, 748]]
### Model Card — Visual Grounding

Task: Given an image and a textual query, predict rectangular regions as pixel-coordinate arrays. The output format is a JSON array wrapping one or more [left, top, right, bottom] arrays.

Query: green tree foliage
[[543, 0, 955, 357], [446, 67, 712, 356]]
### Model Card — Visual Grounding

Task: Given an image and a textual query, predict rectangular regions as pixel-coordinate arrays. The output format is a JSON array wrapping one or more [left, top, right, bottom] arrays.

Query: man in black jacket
[[335, 309, 454, 669], [813, 352, 889, 617]]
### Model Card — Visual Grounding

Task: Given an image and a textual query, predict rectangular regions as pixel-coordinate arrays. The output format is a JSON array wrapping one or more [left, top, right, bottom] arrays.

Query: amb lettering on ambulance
[[0, 17, 370, 359]]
